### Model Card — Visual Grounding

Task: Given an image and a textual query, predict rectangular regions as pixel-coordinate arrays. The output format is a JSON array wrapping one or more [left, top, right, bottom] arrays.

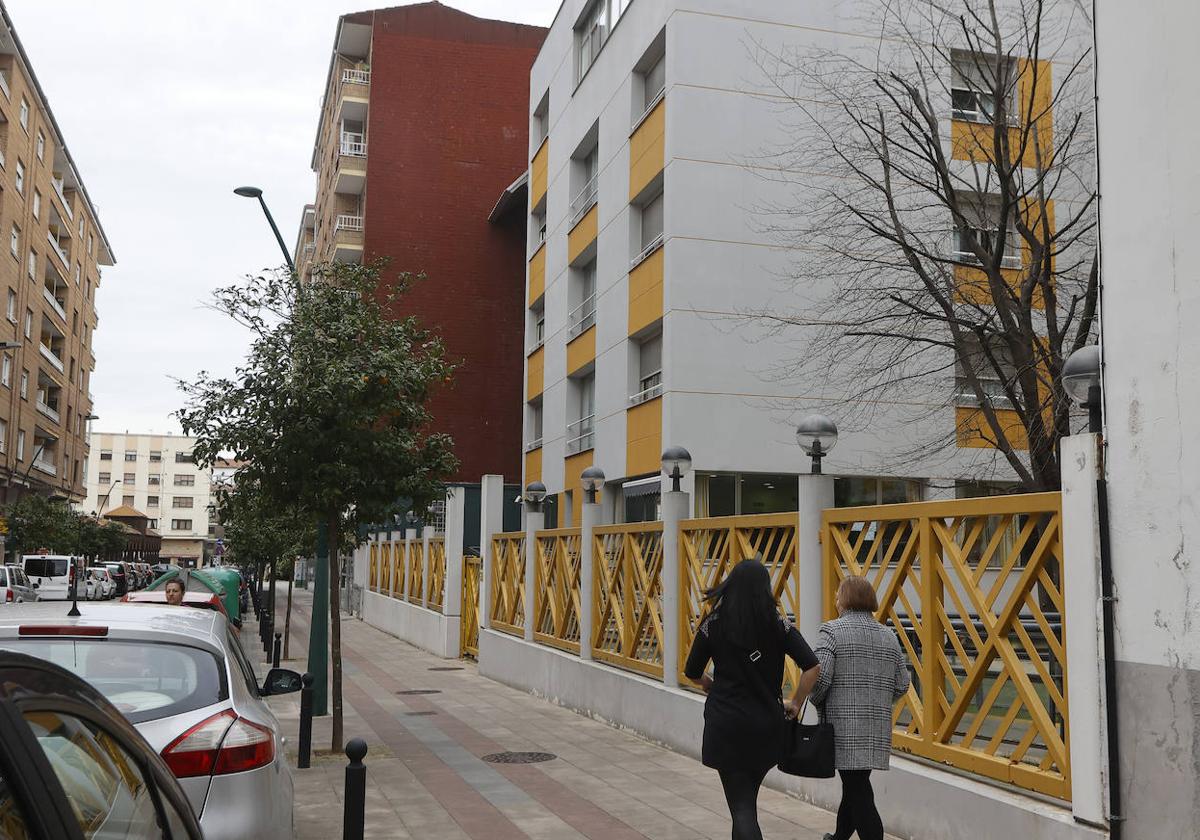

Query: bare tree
[[750, 0, 1096, 490]]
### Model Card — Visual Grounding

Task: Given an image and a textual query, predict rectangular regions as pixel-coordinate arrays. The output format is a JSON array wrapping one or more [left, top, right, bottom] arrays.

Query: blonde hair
[[837, 575, 878, 613]]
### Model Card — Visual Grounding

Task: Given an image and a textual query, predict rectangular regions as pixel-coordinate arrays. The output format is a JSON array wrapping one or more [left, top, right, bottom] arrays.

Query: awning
[[621, 476, 662, 498]]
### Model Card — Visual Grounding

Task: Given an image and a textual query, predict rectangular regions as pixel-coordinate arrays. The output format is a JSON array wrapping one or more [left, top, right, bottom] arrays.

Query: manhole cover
[[406, 711, 437, 716], [482, 751, 557, 765], [396, 689, 441, 696], [428, 666, 464, 672]]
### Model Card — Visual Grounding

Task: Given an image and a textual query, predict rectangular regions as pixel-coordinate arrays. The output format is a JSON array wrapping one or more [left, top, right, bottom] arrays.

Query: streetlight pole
[[234, 185, 328, 716]]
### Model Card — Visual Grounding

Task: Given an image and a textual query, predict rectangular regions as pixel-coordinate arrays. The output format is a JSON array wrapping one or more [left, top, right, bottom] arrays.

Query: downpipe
[[1096, 474, 1123, 838]]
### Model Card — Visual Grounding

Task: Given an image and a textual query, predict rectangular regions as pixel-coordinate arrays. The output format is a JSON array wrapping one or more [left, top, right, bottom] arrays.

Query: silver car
[[0, 565, 38, 603], [0, 602, 300, 839]]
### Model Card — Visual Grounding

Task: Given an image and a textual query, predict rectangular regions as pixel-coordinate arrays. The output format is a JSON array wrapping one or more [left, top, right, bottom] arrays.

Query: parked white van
[[20, 555, 85, 601]]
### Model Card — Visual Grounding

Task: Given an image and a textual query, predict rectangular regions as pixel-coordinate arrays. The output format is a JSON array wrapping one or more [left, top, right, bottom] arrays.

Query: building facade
[[521, 0, 1085, 525], [293, 3, 546, 484], [0, 4, 114, 504], [82, 433, 214, 567]]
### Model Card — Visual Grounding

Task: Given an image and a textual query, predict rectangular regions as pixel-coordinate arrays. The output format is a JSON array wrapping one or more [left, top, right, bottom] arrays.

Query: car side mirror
[[260, 668, 303, 697], [32, 582, 39, 589]]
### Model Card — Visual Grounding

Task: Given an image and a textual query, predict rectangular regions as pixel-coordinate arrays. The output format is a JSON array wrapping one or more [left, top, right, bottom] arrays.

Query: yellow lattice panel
[[592, 523, 665, 678], [533, 529, 583, 654], [490, 533, 526, 638]]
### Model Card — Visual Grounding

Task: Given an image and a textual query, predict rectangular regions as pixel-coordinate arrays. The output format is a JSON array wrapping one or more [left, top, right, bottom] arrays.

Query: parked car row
[[0, 581, 300, 839]]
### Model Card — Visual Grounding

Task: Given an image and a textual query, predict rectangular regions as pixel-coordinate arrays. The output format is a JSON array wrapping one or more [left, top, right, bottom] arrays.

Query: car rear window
[[24, 558, 68, 578], [1, 639, 227, 724], [0, 569, 7, 587]]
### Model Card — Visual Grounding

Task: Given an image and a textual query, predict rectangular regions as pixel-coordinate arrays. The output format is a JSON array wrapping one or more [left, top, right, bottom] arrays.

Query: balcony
[[51, 177, 73, 221], [45, 231, 69, 268], [0, 70, 8, 100], [334, 214, 364, 264], [35, 399, 60, 424], [630, 372, 663, 406], [568, 294, 597, 340], [339, 69, 370, 123], [39, 342, 64, 374], [42, 286, 66, 324], [570, 175, 599, 228], [32, 458, 57, 477], [340, 131, 367, 158], [565, 414, 596, 455], [524, 437, 543, 453], [342, 68, 371, 86]]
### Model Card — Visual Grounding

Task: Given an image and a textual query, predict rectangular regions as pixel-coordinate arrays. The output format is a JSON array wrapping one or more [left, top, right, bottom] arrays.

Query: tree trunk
[[283, 569, 294, 660], [328, 517, 344, 754]]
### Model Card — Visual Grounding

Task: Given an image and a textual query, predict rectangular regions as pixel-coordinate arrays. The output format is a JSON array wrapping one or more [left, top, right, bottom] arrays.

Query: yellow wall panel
[[562, 451, 594, 527], [951, 60, 1052, 167], [955, 406, 1029, 450], [629, 99, 665, 199], [568, 204, 598, 264], [524, 447, 542, 484], [527, 346, 544, 399], [628, 247, 664, 335], [566, 324, 596, 374], [528, 244, 546, 306], [626, 397, 663, 476], [530, 140, 548, 208]]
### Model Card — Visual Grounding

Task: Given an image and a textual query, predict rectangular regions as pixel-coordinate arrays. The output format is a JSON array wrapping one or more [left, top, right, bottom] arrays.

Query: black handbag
[[777, 700, 835, 778]]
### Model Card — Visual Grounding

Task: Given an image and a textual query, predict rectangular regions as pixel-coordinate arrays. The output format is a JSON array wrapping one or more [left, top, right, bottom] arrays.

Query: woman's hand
[[700, 673, 714, 694], [783, 698, 802, 720]]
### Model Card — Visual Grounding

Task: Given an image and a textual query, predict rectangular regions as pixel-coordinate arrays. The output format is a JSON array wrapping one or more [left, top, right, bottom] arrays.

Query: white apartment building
[[82, 432, 214, 567], [521, 0, 1086, 526]]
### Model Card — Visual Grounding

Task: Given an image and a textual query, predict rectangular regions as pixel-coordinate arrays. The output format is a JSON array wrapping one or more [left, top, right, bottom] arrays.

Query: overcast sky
[[8, 0, 558, 435]]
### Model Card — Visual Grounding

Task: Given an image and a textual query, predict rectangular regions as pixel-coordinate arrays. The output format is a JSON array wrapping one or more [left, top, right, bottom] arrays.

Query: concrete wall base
[[362, 591, 460, 659], [479, 629, 1108, 840]]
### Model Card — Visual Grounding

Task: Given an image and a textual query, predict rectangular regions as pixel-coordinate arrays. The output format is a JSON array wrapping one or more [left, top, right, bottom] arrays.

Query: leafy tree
[[179, 261, 457, 751], [5, 496, 78, 557]]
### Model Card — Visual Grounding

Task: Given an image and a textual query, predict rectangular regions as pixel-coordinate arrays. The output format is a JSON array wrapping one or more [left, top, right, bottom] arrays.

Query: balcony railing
[[0, 71, 8, 100], [566, 414, 596, 455], [340, 132, 367, 157], [36, 400, 60, 424], [342, 68, 371, 86], [525, 437, 543, 452], [569, 175, 599, 227], [568, 294, 596, 339], [302, 243, 316, 258], [42, 286, 66, 323], [51, 178, 73, 220], [630, 233, 664, 269], [38, 343, 64, 373], [954, 376, 1015, 410], [46, 232, 69, 268], [336, 214, 364, 232], [32, 458, 56, 477], [629, 373, 663, 406]]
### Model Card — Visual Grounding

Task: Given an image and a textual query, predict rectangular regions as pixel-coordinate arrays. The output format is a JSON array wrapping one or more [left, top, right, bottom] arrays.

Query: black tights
[[834, 769, 883, 840], [718, 764, 771, 840]]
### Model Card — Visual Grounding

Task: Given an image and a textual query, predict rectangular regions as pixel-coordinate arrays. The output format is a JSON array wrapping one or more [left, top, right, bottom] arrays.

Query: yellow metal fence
[[534, 529, 583, 654], [592, 522, 665, 678], [490, 532, 526, 637], [824, 492, 1069, 800], [427, 537, 446, 612], [461, 555, 482, 658], [408, 541, 424, 606]]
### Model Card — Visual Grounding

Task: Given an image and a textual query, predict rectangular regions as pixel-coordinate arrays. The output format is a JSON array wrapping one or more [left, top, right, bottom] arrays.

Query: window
[[0, 418, 6, 453], [74, 263, 80, 285], [98, 471, 110, 483], [78, 216, 84, 237], [952, 194, 1020, 267], [632, 332, 663, 403], [23, 309, 30, 339], [31, 189, 39, 220], [531, 210, 547, 247], [175, 451, 194, 463], [532, 91, 550, 147], [25, 251, 34, 280], [635, 190, 664, 264], [14, 159, 22, 193], [149, 450, 162, 462], [1, 355, 8, 387], [16, 430, 24, 460], [575, 0, 629, 81], [147, 495, 159, 507], [17, 98, 27, 130], [570, 143, 599, 224], [173, 497, 193, 509], [530, 304, 546, 351], [9, 224, 17, 257], [148, 473, 160, 485], [122, 472, 134, 484], [148, 518, 158, 529], [122, 494, 135, 506], [171, 519, 192, 531], [121, 451, 135, 462], [35, 130, 44, 161], [87, 234, 93, 256], [951, 51, 1016, 124], [18, 370, 26, 399], [527, 400, 544, 450], [5, 289, 13, 322], [568, 260, 597, 339], [567, 374, 596, 454], [835, 477, 923, 507], [642, 52, 665, 114], [99, 449, 112, 460], [174, 474, 195, 486]]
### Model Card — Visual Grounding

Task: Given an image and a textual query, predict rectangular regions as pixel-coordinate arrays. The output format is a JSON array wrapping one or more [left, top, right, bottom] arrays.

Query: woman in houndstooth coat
[[811, 576, 911, 840]]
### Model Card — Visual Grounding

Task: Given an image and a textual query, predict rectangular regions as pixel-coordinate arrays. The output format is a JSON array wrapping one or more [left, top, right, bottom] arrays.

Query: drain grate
[[396, 689, 442, 696], [405, 711, 437, 716], [428, 666, 464, 672], [482, 751, 557, 765]]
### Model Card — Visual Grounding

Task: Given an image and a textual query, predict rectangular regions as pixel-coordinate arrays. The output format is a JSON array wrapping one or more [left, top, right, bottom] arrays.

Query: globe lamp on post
[[581, 466, 606, 505], [1063, 345, 1103, 434], [661, 446, 692, 493], [796, 414, 838, 475]]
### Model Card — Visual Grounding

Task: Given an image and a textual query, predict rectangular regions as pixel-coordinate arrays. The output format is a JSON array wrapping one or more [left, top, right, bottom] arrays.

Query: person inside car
[[164, 579, 185, 606]]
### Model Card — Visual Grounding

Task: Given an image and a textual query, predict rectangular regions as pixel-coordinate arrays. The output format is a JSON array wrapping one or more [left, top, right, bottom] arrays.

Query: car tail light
[[161, 710, 275, 778], [5, 590, 11, 603]]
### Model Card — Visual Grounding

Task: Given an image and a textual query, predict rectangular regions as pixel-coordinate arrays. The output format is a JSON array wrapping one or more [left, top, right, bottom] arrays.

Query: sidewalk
[[257, 586, 881, 840]]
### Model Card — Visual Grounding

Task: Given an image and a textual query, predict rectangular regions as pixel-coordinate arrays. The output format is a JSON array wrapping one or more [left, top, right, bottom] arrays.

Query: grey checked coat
[[811, 610, 911, 771]]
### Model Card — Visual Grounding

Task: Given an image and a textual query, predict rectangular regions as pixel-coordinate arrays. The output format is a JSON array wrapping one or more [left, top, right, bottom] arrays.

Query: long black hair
[[704, 557, 779, 649]]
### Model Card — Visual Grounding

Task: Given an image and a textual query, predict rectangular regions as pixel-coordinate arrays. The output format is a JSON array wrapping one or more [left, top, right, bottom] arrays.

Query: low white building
[[81, 432, 214, 567]]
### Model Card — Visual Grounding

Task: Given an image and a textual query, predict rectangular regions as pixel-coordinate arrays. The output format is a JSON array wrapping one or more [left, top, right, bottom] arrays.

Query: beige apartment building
[[82, 433, 214, 567], [0, 5, 114, 504]]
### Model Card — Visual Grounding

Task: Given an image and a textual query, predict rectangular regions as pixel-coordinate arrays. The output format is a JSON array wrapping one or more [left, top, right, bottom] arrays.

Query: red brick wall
[[363, 4, 545, 483]]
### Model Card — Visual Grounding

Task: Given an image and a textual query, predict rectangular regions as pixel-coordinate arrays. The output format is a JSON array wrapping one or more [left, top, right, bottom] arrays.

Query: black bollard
[[343, 738, 368, 840], [298, 673, 314, 770], [272, 632, 282, 668]]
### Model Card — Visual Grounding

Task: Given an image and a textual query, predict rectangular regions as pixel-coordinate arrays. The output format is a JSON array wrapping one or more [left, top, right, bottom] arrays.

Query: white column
[[1061, 432, 1108, 827], [580, 500, 601, 661], [523, 507, 544, 642], [444, 487, 465, 618], [422, 525, 434, 605], [479, 475, 504, 630], [404, 527, 417, 600], [660, 490, 690, 688], [797, 473, 836, 644]]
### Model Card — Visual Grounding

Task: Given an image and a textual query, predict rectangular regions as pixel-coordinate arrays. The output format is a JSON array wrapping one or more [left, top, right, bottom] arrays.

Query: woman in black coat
[[684, 559, 821, 840]]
